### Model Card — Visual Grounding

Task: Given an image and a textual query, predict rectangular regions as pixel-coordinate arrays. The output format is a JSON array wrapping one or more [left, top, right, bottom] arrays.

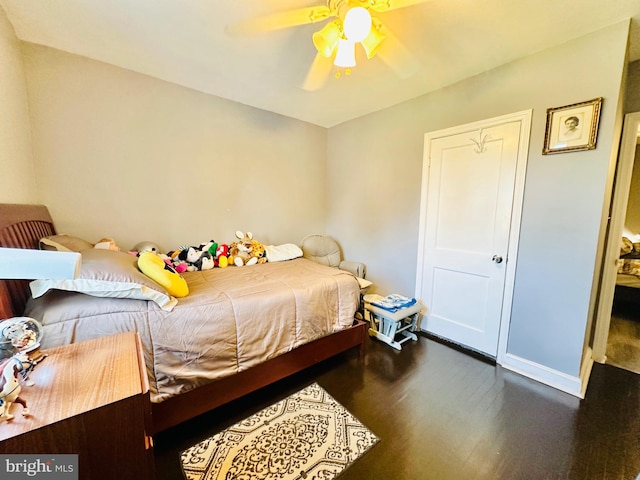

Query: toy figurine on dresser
[[0, 355, 31, 421], [0, 317, 46, 422]]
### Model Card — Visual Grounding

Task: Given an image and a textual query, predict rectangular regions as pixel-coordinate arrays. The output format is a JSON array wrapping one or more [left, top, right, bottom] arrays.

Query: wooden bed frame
[[0, 203, 367, 434]]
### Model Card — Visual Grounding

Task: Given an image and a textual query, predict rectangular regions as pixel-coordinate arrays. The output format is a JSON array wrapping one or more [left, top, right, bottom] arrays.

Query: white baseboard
[[500, 350, 593, 399], [578, 347, 594, 398]]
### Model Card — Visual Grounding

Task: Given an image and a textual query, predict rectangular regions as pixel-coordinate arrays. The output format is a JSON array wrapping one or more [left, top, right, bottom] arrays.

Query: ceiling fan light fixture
[[334, 38, 356, 68], [334, 39, 356, 67], [361, 25, 386, 59], [313, 20, 342, 58], [343, 6, 371, 42]]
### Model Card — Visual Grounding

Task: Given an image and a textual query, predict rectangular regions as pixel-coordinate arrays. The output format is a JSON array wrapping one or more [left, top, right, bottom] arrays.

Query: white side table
[[364, 295, 423, 350]]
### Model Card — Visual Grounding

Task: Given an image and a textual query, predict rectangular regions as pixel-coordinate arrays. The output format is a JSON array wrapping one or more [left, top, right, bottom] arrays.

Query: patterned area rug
[[180, 383, 379, 480]]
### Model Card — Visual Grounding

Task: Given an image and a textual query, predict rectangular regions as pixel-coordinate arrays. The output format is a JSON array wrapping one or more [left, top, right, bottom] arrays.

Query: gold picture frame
[[542, 97, 603, 155]]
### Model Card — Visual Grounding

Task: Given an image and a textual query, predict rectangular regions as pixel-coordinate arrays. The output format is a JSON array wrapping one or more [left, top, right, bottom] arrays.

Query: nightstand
[[0, 332, 154, 479]]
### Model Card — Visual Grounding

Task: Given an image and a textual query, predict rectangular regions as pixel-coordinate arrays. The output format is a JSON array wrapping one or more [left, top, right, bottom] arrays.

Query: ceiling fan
[[227, 0, 427, 91]]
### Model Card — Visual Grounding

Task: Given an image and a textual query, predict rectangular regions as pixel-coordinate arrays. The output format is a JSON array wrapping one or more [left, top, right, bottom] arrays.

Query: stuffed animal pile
[[167, 240, 222, 272], [130, 231, 266, 273], [229, 231, 267, 267]]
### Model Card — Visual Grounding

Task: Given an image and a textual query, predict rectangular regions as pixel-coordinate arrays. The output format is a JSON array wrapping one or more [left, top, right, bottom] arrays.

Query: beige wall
[[623, 62, 640, 237], [21, 44, 327, 251], [0, 6, 36, 203], [625, 59, 640, 113], [622, 145, 640, 237], [327, 21, 629, 376]]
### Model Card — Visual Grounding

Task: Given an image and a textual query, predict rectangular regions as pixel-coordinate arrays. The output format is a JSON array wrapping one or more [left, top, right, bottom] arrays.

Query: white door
[[416, 111, 531, 357]]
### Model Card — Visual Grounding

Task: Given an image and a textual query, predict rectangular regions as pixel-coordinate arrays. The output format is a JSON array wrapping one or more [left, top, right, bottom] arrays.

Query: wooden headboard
[[0, 204, 57, 319]]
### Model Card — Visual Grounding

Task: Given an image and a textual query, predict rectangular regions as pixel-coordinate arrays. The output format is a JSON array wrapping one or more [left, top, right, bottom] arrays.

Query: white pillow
[[264, 244, 304, 262], [30, 249, 177, 311]]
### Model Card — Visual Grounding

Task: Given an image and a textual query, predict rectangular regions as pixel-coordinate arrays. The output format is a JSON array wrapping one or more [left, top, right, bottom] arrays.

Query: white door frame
[[416, 110, 532, 363], [592, 112, 640, 361]]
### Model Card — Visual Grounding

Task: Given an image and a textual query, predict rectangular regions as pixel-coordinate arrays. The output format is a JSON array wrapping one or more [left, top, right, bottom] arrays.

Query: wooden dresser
[[0, 332, 154, 479]]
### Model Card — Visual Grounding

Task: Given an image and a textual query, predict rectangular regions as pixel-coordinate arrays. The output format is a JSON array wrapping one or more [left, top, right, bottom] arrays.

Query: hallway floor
[[608, 291, 640, 374]]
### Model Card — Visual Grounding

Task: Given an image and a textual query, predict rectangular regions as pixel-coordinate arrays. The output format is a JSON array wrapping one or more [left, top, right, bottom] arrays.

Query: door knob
[[492, 255, 503, 264]]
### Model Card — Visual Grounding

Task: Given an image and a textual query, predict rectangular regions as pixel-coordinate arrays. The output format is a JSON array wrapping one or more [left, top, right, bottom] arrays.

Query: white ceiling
[[2, 0, 640, 128]]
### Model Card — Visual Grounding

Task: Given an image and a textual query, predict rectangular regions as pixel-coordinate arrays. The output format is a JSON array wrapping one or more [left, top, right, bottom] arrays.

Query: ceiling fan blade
[[366, 0, 430, 13], [227, 6, 332, 36], [302, 53, 334, 91], [375, 23, 420, 78]]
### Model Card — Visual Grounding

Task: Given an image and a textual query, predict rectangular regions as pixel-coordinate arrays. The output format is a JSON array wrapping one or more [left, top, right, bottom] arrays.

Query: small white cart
[[364, 294, 423, 351]]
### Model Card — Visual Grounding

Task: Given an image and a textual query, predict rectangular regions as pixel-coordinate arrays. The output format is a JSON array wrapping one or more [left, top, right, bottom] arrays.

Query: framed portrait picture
[[542, 97, 603, 155]]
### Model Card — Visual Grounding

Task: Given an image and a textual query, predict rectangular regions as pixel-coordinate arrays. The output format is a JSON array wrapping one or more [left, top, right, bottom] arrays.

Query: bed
[[617, 236, 640, 287], [614, 236, 640, 305], [0, 203, 366, 434]]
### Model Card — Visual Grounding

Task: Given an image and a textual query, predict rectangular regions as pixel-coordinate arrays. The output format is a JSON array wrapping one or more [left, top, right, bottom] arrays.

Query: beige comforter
[[24, 258, 360, 403]]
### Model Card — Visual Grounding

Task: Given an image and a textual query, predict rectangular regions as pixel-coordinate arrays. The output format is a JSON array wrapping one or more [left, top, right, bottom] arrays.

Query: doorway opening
[[593, 112, 640, 375]]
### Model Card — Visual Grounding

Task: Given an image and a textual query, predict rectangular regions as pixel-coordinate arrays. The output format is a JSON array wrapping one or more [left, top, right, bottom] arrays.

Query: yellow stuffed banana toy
[[138, 252, 189, 298]]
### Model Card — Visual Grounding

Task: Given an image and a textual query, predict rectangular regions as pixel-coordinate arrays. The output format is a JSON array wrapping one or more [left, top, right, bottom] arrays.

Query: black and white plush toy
[[193, 251, 214, 271], [177, 240, 217, 271]]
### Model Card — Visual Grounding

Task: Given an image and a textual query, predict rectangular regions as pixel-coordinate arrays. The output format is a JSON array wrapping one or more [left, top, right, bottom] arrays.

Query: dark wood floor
[[154, 333, 640, 480]]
